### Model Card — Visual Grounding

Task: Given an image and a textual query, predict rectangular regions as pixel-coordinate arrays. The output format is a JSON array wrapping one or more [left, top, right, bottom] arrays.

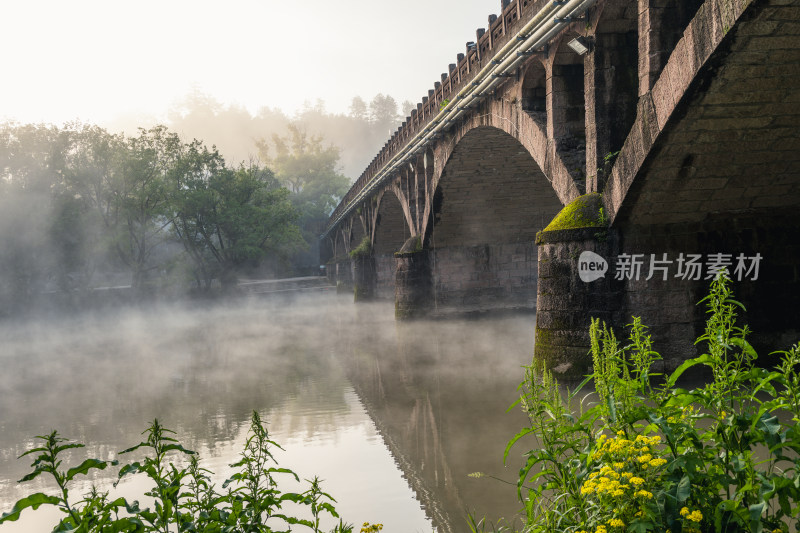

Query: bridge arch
[[586, 0, 640, 191], [425, 126, 563, 313], [550, 30, 588, 181], [639, 0, 705, 92], [521, 58, 547, 127], [603, 0, 800, 365], [373, 189, 410, 299]]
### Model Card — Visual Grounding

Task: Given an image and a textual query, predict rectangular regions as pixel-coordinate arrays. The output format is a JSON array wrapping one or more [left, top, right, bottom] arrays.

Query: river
[[0, 291, 535, 532]]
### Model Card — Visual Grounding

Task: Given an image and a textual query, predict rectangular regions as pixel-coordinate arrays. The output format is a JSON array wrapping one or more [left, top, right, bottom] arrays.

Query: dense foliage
[[1, 412, 355, 532], [258, 125, 350, 275], [0, 120, 354, 315], [503, 273, 800, 533]]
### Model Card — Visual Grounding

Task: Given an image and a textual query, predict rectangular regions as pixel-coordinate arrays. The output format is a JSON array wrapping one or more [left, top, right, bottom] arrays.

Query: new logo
[[578, 251, 608, 283]]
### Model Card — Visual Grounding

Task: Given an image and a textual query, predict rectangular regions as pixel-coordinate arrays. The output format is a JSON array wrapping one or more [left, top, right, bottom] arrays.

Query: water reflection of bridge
[[339, 307, 538, 531]]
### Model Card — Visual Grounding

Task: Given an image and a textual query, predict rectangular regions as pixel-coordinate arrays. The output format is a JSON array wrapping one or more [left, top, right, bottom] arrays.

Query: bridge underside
[[616, 0, 800, 366], [427, 128, 562, 315]]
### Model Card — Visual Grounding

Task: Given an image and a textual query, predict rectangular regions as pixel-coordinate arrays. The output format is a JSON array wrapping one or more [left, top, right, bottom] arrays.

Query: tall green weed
[[1, 411, 353, 532], [509, 274, 800, 533]]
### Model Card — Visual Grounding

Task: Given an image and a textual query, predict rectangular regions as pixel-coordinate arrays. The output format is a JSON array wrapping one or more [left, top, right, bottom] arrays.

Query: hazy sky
[[1, 0, 496, 126]]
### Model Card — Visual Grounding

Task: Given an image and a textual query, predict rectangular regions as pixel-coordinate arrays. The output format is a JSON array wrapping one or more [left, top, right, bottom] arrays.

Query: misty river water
[[0, 290, 536, 532]]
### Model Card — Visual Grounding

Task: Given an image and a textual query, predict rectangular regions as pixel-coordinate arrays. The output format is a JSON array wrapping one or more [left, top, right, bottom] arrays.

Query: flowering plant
[[508, 273, 800, 533]]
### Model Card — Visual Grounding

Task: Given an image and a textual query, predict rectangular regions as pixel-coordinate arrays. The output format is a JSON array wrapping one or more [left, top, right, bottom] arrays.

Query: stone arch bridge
[[321, 0, 800, 376]]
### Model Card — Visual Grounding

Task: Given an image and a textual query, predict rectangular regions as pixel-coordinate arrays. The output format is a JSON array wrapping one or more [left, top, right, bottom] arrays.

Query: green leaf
[[17, 467, 48, 483], [117, 462, 143, 481], [676, 475, 691, 502], [319, 502, 339, 517], [119, 442, 149, 455], [53, 442, 85, 455], [715, 500, 737, 533], [749, 502, 765, 533], [607, 392, 617, 424], [567, 375, 593, 401], [160, 443, 196, 455], [18, 446, 50, 458], [630, 520, 655, 533], [266, 467, 299, 481], [0, 493, 62, 523], [730, 337, 758, 361], [66, 458, 116, 482], [757, 414, 781, 436], [667, 354, 712, 387], [503, 427, 534, 464]]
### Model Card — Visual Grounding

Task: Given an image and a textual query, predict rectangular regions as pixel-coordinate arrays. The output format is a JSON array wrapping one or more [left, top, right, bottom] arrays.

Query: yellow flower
[[680, 507, 690, 517], [611, 489, 625, 497], [608, 518, 625, 528], [629, 476, 645, 486], [637, 454, 653, 463], [649, 458, 667, 468], [634, 489, 653, 499], [688, 510, 703, 523]]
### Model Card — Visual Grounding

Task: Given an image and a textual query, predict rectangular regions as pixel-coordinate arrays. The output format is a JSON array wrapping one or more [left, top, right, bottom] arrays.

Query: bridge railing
[[324, 0, 552, 237]]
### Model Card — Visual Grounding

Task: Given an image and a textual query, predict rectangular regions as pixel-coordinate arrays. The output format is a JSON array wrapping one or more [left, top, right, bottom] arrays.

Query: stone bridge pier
[[323, 0, 800, 376]]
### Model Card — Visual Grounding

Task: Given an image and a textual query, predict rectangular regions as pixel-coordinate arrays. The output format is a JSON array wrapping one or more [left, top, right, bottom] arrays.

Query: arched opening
[[373, 192, 410, 299], [350, 217, 366, 252], [330, 223, 353, 289], [611, 2, 800, 365], [319, 234, 334, 268], [550, 32, 587, 184], [521, 59, 547, 126], [640, 0, 704, 91], [588, 0, 639, 191], [427, 127, 563, 314]]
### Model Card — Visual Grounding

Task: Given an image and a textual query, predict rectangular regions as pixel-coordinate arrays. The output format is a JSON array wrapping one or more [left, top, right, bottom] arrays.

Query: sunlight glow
[[1, 0, 493, 125]]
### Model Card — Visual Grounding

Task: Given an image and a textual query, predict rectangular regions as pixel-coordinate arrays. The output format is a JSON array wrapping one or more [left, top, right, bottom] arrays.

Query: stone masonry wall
[[430, 242, 538, 314], [375, 254, 396, 300]]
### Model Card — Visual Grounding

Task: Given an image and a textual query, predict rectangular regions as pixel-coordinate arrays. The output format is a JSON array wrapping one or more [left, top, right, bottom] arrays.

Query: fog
[[104, 90, 404, 179], [0, 291, 537, 532]]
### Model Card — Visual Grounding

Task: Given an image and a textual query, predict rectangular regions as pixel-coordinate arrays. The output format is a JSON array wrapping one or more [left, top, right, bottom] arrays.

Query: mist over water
[[0, 291, 535, 532]]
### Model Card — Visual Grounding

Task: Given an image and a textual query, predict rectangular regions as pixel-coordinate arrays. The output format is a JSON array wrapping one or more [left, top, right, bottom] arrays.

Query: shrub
[[508, 273, 800, 533], [1, 411, 354, 532]]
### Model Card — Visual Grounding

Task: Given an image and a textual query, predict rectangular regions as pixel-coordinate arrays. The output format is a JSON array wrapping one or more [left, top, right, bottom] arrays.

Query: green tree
[[369, 93, 399, 136], [258, 123, 350, 274], [58, 123, 126, 291], [0, 122, 68, 312], [349, 96, 368, 120], [401, 100, 415, 118], [113, 125, 181, 290], [170, 148, 302, 290]]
